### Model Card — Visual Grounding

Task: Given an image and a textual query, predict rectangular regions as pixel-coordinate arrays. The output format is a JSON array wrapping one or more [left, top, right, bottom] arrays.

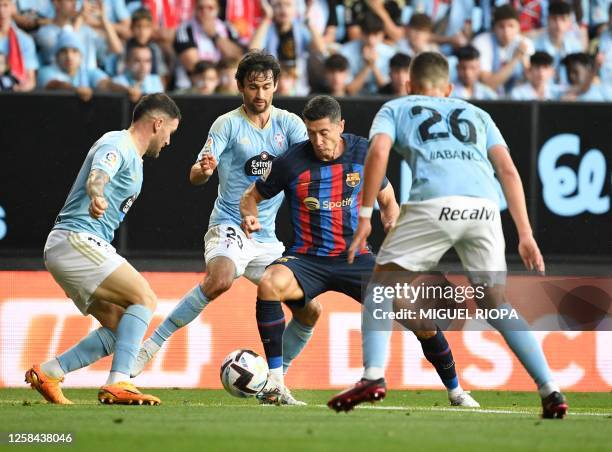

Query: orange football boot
[[98, 381, 161, 406], [25, 364, 73, 405]]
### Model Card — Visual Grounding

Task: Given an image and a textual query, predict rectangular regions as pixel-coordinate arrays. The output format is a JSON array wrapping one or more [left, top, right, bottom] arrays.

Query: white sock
[[41, 358, 64, 379], [143, 338, 161, 356], [362, 366, 384, 380], [447, 385, 464, 399], [538, 381, 560, 398], [106, 371, 129, 385], [270, 367, 284, 385]]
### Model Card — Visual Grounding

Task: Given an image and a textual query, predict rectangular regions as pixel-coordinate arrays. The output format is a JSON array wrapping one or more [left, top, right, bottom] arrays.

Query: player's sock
[[487, 303, 554, 389], [256, 298, 285, 384], [417, 329, 459, 390], [44, 327, 117, 378], [361, 284, 391, 381], [108, 304, 153, 384], [282, 318, 313, 374], [151, 285, 209, 347]]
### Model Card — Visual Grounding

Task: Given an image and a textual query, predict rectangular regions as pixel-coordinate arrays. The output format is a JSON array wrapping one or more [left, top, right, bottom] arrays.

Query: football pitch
[[1, 389, 610, 451]]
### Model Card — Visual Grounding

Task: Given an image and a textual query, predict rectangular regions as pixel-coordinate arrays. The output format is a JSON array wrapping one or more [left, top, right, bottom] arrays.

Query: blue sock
[[256, 299, 285, 371], [56, 327, 116, 373], [152, 286, 209, 347], [361, 285, 392, 380], [418, 329, 458, 390], [282, 319, 313, 374], [111, 304, 153, 376], [487, 304, 553, 387]]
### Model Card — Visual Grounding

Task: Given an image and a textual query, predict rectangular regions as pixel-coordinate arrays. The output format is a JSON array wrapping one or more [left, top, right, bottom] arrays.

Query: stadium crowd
[[1, 0, 611, 101]]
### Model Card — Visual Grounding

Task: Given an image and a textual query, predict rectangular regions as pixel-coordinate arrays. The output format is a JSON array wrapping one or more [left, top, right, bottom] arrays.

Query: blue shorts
[[269, 252, 376, 306]]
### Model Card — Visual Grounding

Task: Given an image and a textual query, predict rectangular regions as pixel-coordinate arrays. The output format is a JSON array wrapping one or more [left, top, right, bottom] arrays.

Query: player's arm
[[347, 133, 393, 263], [240, 183, 265, 238], [488, 145, 544, 273], [86, 169, 110, 219], [376, 182, 399, 233], [190, 153, 217, 185]]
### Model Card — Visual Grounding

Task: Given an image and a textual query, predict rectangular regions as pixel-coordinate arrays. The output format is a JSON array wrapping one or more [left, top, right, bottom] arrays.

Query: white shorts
[[377, 196, 507, 285], [204, 224, 285, 284], [44, 229, 126, 314]]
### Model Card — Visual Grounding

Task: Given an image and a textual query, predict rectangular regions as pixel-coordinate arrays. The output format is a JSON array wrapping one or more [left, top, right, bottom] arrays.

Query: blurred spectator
[[473, 4, 534, 95], [184, 59, 219, 93], [413, 0, 473, 55], [561, 51, 607, 100], [362, 0, 403, 42], [221, 0, 264, 45], [0, 0, 38, 91], [277, 60, 297, 94], [452, 45, 498, 100], [139, 0, 178, 48], [332, 0, 403, 42], [113, 43, 164, 101], [174, 0, 244, 89], [37, 30, 111, 100], [249, 0, 325, 95], [80, 0, 132, 40], [396, 13, 439, 57], [378, 52, 410, 95], [36, 0, 123, 69], [321, 52, 349, 96], [340, 12, 394, 95], [13, 0, 53, 31], [533, 1, 584, 82], [123, 8, 168, 80], [510, 51, 562, 100], [0, 50, 18, 89], [593, 4, 612, 86], [216, 56, 239, 93]]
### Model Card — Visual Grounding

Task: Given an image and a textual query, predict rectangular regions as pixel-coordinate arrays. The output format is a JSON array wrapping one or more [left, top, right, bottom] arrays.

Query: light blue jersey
[[53, 130, 143, 243], [197, 106, 307, 242], [370, 95, 507, 205]]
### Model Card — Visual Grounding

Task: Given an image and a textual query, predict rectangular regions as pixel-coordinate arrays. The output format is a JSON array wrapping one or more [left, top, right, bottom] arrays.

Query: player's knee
[[293, 300, 322, 327], [257, 272, 285, 300], [130, 287, 157, 311], [414, 330, 436, 340], [204, 276, 233, 300]]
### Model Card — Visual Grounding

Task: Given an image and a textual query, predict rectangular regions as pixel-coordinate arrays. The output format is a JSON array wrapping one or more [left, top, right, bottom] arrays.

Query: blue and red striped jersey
[[255, 133, 388, 257]]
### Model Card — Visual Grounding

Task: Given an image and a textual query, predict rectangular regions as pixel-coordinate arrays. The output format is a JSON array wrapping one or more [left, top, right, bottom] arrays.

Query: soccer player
[[240, 95, 479, 408], [26, 93, 181, 405], [329, 52, 568, 419], [131, 51, 310, 399]]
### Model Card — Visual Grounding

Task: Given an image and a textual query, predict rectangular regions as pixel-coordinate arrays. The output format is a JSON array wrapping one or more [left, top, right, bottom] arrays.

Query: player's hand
[[199, 153, 217, 176], [89, 196, 108, 219], [380, 205, 400, 233], [518, 234, 545, 274], [347, 217, 372, 264], [241, 215, 261, 239]]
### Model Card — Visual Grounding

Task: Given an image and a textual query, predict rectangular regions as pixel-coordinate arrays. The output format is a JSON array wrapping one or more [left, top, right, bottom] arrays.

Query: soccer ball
[[220, 349, 269, 398]]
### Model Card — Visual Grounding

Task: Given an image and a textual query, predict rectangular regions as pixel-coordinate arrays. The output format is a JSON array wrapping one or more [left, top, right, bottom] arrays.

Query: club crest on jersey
[[346, 172, 361, 187], [244, 151, 275, 180], [274, 132, 285, 148]]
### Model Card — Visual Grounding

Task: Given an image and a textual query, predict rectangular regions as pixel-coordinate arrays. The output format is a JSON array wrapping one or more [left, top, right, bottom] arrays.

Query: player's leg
[[283, 299, 322, 375]]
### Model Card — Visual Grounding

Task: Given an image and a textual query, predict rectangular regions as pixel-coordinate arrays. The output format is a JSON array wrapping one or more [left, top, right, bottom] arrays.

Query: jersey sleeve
[[196, 115, 232, 162], [483, 112, 508, 151], [255, 156, 289, 199], [91, 144, 124, 179], [369, 103, 396, 142], [285, 112, 308, 145]]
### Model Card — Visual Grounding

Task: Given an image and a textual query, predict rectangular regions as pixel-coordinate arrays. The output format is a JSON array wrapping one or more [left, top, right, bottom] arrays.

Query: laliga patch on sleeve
[[100, 150, 120, 169], [203, 136, 213, 153]]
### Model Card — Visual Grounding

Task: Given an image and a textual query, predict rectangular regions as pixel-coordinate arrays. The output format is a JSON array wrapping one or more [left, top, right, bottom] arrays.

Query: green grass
[[1, 388, 611, 451]]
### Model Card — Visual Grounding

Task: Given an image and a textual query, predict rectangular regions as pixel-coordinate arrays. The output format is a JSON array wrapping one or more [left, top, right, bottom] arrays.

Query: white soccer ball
[[220, 349, 269, 398]]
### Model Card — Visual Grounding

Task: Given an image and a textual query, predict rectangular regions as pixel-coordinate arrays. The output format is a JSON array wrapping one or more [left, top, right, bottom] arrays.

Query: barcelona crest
[[345, 172, 361, 188]]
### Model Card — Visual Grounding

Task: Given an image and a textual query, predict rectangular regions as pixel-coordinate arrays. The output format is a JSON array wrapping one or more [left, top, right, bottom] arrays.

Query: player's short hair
[[408, 13, 433, 31], [302, 95, 342, 124], [455, 45, 480, 61], [132, 93, 181, 122], [390, 53, 411, 70], [361, 12, 385, 35], [324, 53, 349, 72], [530, 51, 554, 67], [493, 4, 519, 24], [548, 1, 572, 17], [562, 52, 594, 69], [191, 60, 217, 75], [409, 52, 449, 87], [131, 7, 153, 23], [235, 50, 281, 86]]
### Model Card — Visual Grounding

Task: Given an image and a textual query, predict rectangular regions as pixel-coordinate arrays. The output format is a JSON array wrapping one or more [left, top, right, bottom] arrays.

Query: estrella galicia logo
[[244, 151, 275, 180], [119, 195, 137, 220], [538, 134, 609, 216]]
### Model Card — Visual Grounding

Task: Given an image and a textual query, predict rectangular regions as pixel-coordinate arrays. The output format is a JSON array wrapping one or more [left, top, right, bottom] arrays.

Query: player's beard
[[247, 97, 269, 114], [144, 139, 162, 159]]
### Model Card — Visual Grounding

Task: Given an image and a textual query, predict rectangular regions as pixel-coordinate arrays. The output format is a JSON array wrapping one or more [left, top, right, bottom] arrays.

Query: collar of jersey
[[239, 105, 274, 131]]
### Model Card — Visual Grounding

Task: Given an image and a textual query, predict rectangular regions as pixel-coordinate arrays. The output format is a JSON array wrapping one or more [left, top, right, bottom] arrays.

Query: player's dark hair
[[324, 53, 349, 72], [562, 52, 594, 69], [132, 93, 181, 122], [235, 50, 281, 86], [548, 1, 572, 16], [390, 53, 411, 70], [191, 60, 217, 76], [408, 13, 433, 31], [302, 95, 342, 124], [361, 12, 385, 35], [455, 45, 480, 61], [409, 52, 449, 87], [131, 7, 153, 23], [530, 51, 554, 67], [493, 4, 519, 24]]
